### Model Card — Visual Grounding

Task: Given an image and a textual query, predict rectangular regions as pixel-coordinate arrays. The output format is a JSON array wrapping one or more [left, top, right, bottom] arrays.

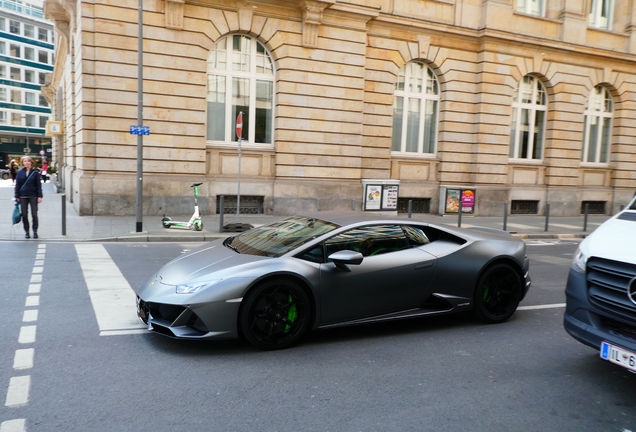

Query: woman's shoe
[[25, 232, 30, 239], [33, 233, 38, 239]]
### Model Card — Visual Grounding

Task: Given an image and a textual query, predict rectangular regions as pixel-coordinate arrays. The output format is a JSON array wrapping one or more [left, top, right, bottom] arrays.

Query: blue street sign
[[130, 125, 150, 135]]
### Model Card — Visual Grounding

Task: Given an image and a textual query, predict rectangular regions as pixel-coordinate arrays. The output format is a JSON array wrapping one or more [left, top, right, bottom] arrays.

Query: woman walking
[[14, 156, 43, 239], [9, 159, 18, 184]]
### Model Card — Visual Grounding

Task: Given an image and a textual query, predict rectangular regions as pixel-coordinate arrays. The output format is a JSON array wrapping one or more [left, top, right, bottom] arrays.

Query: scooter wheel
[[161, 216, 172, 229], [192, 220, 203, 231]]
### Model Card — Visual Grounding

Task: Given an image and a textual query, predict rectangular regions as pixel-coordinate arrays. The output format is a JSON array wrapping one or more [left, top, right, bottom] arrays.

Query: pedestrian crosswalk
[[75, 244, 146, 336]]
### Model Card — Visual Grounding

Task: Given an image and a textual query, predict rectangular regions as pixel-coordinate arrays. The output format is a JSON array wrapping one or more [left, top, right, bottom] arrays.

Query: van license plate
[[600, 342, 636, 372]]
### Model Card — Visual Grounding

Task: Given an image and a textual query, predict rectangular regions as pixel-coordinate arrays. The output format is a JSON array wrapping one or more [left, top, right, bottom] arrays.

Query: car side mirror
[[328, 250, 363, 272]]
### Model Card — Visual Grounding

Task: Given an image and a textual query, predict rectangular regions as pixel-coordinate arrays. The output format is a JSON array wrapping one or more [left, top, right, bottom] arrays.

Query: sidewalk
[[0, 178, 611, 242]]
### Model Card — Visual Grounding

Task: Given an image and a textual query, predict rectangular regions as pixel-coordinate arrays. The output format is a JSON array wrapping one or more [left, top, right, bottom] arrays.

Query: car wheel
[[240, 279, 311, 350], [1, 173, 8, 180], [473, 263, 522, 323]]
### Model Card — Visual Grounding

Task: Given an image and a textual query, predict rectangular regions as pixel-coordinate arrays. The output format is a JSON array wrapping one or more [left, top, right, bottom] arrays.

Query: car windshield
[[225, 216, 340, 257]]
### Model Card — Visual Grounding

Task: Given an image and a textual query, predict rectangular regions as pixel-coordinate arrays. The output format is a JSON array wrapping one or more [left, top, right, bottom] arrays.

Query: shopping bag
[[12, 202, 21, 225]]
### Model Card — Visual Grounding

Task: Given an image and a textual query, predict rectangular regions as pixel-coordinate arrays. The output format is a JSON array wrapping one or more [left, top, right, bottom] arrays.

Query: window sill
[[390, 151, 438, 160], [206, 141, 274, 151], [508, 158, 544, 165]]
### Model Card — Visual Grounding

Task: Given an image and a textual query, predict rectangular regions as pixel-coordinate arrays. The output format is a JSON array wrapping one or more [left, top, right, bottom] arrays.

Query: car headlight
[[572, 247, 587, 272], [175, 280, 222, 294]]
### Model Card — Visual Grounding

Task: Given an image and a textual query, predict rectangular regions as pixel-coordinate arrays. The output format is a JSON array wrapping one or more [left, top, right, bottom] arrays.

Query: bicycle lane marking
[[2, 243, 45, 432], [74, 244, 145, 336]]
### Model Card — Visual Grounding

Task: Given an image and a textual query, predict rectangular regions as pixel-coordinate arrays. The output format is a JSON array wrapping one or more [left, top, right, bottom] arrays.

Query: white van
[[564, 195, 636, 373]]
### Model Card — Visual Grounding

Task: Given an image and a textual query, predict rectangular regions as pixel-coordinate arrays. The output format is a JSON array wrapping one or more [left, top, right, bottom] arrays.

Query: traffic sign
[[236, 112, 243, 140], [129, 125, 150, 135]]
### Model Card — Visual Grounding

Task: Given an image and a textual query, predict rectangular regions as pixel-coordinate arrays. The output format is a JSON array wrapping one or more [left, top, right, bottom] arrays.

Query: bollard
[[351, 199, 355, 211], [583, 203, 589, 232], [61, 194, 66, 236], [219, 196, 224, 232], [408, 200, 412, 219], [544, 203, 550, 232], [457, 201, 462, 228], [503, 201, 508, 231]]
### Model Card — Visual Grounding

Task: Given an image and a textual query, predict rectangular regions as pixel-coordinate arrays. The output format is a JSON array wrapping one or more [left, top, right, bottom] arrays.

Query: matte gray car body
[[135, 214, 531, 349]]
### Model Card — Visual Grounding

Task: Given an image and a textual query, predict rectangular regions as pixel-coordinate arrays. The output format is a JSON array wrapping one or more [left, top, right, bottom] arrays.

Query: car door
[[318, 224, 438, 324]]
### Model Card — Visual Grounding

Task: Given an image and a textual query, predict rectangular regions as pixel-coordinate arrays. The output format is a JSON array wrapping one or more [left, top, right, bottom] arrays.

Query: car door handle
[[415, 262, 434, 270]]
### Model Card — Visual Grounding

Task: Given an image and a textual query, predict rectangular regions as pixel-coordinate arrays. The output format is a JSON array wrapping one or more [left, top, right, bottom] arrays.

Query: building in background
[[0, 0, 53, 169], [42, 0, 636, 217]]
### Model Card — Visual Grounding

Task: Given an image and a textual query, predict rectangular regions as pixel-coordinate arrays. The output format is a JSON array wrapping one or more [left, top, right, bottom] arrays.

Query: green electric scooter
[[161, 183, 203, 231]]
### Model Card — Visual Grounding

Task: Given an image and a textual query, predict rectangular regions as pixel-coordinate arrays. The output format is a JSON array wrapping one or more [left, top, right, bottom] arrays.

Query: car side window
[[402, 225, 430, 246], [295, 244, 325, 263], [325, 225, 411, 258]]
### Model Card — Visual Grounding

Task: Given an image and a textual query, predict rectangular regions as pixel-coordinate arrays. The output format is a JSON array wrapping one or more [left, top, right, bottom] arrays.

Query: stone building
[[42, 0, 636, 217]]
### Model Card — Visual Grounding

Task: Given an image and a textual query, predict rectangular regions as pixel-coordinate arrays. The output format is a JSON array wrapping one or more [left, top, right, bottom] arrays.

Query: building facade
[[42, 0, 636, 217], [0, 0, 54, 168]]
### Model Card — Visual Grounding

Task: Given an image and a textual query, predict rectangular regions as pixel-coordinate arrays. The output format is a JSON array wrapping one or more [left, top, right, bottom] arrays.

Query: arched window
[[206, 35, 274, 145], [582, 86, 613, 164], [509, 75, 547, 160], [391, 62, 439, 154]]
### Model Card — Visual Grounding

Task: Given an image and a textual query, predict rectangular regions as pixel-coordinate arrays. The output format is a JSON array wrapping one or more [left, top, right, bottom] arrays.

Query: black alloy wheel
[[473, 263, 522, 323], [240, 279, 311, 350]]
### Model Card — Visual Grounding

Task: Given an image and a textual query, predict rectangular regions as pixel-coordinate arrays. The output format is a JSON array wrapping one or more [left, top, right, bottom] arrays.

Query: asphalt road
[[1, 240, 634, 432]]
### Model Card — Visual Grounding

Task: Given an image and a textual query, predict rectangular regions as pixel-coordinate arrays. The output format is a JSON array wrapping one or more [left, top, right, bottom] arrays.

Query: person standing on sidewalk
[[14, 156, 42, 239]]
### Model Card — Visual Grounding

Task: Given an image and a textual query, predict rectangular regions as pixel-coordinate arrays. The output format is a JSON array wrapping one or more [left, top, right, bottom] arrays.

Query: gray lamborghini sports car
[[135, 215, 531, 350]]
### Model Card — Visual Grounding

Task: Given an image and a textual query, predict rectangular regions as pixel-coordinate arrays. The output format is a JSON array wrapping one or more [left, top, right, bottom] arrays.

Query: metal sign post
[[236, 111, 243, 224]]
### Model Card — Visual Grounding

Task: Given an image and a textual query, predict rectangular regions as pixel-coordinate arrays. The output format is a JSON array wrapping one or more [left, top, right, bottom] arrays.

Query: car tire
[[473, 263, 522, 324], [1, 172, 8, 180], [239, 279, 311, 350]]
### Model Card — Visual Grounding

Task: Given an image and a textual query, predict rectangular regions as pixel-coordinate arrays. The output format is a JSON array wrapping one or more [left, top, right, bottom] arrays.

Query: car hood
[[157, 240, 268, 285], [581, 212, 636, 265]]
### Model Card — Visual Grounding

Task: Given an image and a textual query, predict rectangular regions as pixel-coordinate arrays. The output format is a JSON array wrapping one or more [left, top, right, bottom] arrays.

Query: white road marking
[[13, 349, 34, 370], [24, 296, 39, 307], [32, 267, 42, 274], [29, 274, 41, 283], [100, 329, 148, 336], [34, 260, 43, 266], [75, 244, 145, 336], [506, 223, 537, 230], [22, 310, 38, 322], [27, 284, 40, 294], [18, 326, 36, 344], [548, 223, 582, 230], [0, 419, 26, 432], [518, 303, 566, 311], [5, 376, 30, 407]]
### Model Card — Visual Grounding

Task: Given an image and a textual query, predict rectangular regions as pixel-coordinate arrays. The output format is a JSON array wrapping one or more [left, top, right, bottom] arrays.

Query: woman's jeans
[[19, 197, 39, 233]]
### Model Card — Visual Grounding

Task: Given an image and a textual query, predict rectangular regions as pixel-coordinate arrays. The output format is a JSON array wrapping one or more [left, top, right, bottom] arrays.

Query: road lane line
[[24, 296, 39, 307], [5, 376, 30, 407], [518, 303, 566, 310], [29, 274, 41, 283], [18, 326, 36, 344], [75, 244, 145, 335], [22, 310, 37, 322], [27, 284, 40, 294], [0, 419, 26, 432], [13, 349, 34, 370]]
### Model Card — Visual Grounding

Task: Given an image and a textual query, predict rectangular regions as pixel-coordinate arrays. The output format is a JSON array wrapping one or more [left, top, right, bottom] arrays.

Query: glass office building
[[0, 0, 53, 168]]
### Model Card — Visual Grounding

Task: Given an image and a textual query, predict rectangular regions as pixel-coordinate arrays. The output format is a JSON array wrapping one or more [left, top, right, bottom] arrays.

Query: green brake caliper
[[283, 294, 297, 333]]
